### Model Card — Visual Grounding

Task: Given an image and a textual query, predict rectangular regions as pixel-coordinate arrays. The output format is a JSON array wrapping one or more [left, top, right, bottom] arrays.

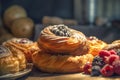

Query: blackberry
[[59, 31, 64, 36], [115, 49, 120, 56], [51, 24, 71, 37], [62, 29, 67, 33], [91, 66, 101, 76], [92, 56, 105, 68]]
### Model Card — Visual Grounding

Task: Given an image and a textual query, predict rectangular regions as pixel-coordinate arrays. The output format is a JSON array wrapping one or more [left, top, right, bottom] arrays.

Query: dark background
[[0, 0, 120, 43], [1, 0, 73, 24]]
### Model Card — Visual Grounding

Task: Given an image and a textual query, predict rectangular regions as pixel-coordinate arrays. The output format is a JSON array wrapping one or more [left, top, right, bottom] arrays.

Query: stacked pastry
[[32, 24, 106, 73], [0, 24, 107, 75], [0, 38, 39, 75], [0, 45, 26, 75], [2, 38, 39, 62]]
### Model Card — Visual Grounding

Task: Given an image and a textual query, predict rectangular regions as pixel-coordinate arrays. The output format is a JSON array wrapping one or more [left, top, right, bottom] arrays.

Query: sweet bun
[[103, 40, 120, 50], [38, 24, 89, 55], [0, 45, 26, 75], [112, 40, 120, 44], [87, 36, 107, 56], [32, 49, 94, 73], [3, 38, 39, 62]]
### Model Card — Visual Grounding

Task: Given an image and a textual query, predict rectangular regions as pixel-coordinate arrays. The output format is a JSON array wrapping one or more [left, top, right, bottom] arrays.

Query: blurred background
[[0, 0, 120, 44]]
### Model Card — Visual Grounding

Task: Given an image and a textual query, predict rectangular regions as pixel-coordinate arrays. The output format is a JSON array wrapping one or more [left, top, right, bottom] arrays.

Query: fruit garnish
[[109, 50, 117, 55], [100, 64, 114, 77], [51, 24, 71, 37], [91, 65, 101, 76], [83, 62, 92, 74], [99, 50, 111, 58], [115, 49, 120, 56], [112, 60, 120, 75], [92, 56, 105, 68], [108, 55, 119, 65]]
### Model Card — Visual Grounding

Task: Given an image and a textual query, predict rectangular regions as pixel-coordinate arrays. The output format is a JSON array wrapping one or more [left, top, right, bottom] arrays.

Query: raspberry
[[91, 66, 101, 76], [83, 62, 92, 74], [99, 50, 111, 58], [109, 50, 117, 55], [108, 55, 119, 65], [112, 60, 120, 75], [100, 64, 114, 77]]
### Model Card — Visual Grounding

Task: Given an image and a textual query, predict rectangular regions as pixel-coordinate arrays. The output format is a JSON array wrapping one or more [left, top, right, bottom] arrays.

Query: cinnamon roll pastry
[[0, 45, 26, 75], [32, 49, 94, 73], [38, 24, 89, 55], [3, 38, 39, 62], [87, 36, 107, 56]]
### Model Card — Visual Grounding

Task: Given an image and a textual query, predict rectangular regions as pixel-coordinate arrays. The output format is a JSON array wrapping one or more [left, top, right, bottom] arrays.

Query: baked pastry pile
[[38, 24, 89, 55], [0, 24, 108, 75], [33, 24, 95, 73], [0, 45, 26, 75], [2, 38, 39, 62]]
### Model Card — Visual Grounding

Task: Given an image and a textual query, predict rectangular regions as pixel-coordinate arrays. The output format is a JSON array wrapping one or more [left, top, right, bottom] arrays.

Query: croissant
[[3, 38, 39, 62], [0, 45, 26, 75], [32, 49, 94, 73], [38, 24, 89, 55]]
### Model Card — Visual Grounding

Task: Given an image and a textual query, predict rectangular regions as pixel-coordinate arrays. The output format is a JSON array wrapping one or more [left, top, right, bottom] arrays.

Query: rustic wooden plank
[[19, 67, 120, 80]]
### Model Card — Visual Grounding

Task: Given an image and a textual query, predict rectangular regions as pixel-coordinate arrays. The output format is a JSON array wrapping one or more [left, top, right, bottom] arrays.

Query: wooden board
[[19, 67, 120, 80]]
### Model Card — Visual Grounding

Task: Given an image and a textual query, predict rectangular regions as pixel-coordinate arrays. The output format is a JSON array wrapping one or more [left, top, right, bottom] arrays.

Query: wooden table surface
[[18, 67, 120, 80]]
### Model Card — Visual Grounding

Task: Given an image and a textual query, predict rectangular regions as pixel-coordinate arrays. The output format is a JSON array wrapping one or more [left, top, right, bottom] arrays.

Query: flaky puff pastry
[[3, 38, 39, 62], [0, 45, 26, 75], [32, 49, 94, 73], [38, 25, 89, 55], [103, 40, 120, 50], [87, 36, 107, 56]]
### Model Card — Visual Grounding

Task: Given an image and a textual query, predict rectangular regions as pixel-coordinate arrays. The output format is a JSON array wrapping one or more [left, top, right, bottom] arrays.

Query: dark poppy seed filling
[[51, 24, 72, 37]]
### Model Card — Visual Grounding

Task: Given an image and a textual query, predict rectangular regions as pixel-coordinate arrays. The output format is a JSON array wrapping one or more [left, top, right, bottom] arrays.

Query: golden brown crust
[[87, 36, 107, 56], [38, 25, 89, 55], [7, 46, 27, 71], [103, 40, 120, 50], [3, 38, 39, 62], [112, 40, 120, 44], [0, 45, 26, 75], [32, 49, 94, 73], [0, 55, 19, 75]]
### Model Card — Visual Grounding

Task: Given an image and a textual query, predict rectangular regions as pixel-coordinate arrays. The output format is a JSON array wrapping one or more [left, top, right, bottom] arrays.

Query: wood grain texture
[[19, 67, 120, 80]]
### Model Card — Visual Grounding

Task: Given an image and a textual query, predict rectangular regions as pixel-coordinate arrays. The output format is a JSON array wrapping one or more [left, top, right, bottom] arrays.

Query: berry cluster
[[83, 49, 120, 77], [51, 24, 71, 37]]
